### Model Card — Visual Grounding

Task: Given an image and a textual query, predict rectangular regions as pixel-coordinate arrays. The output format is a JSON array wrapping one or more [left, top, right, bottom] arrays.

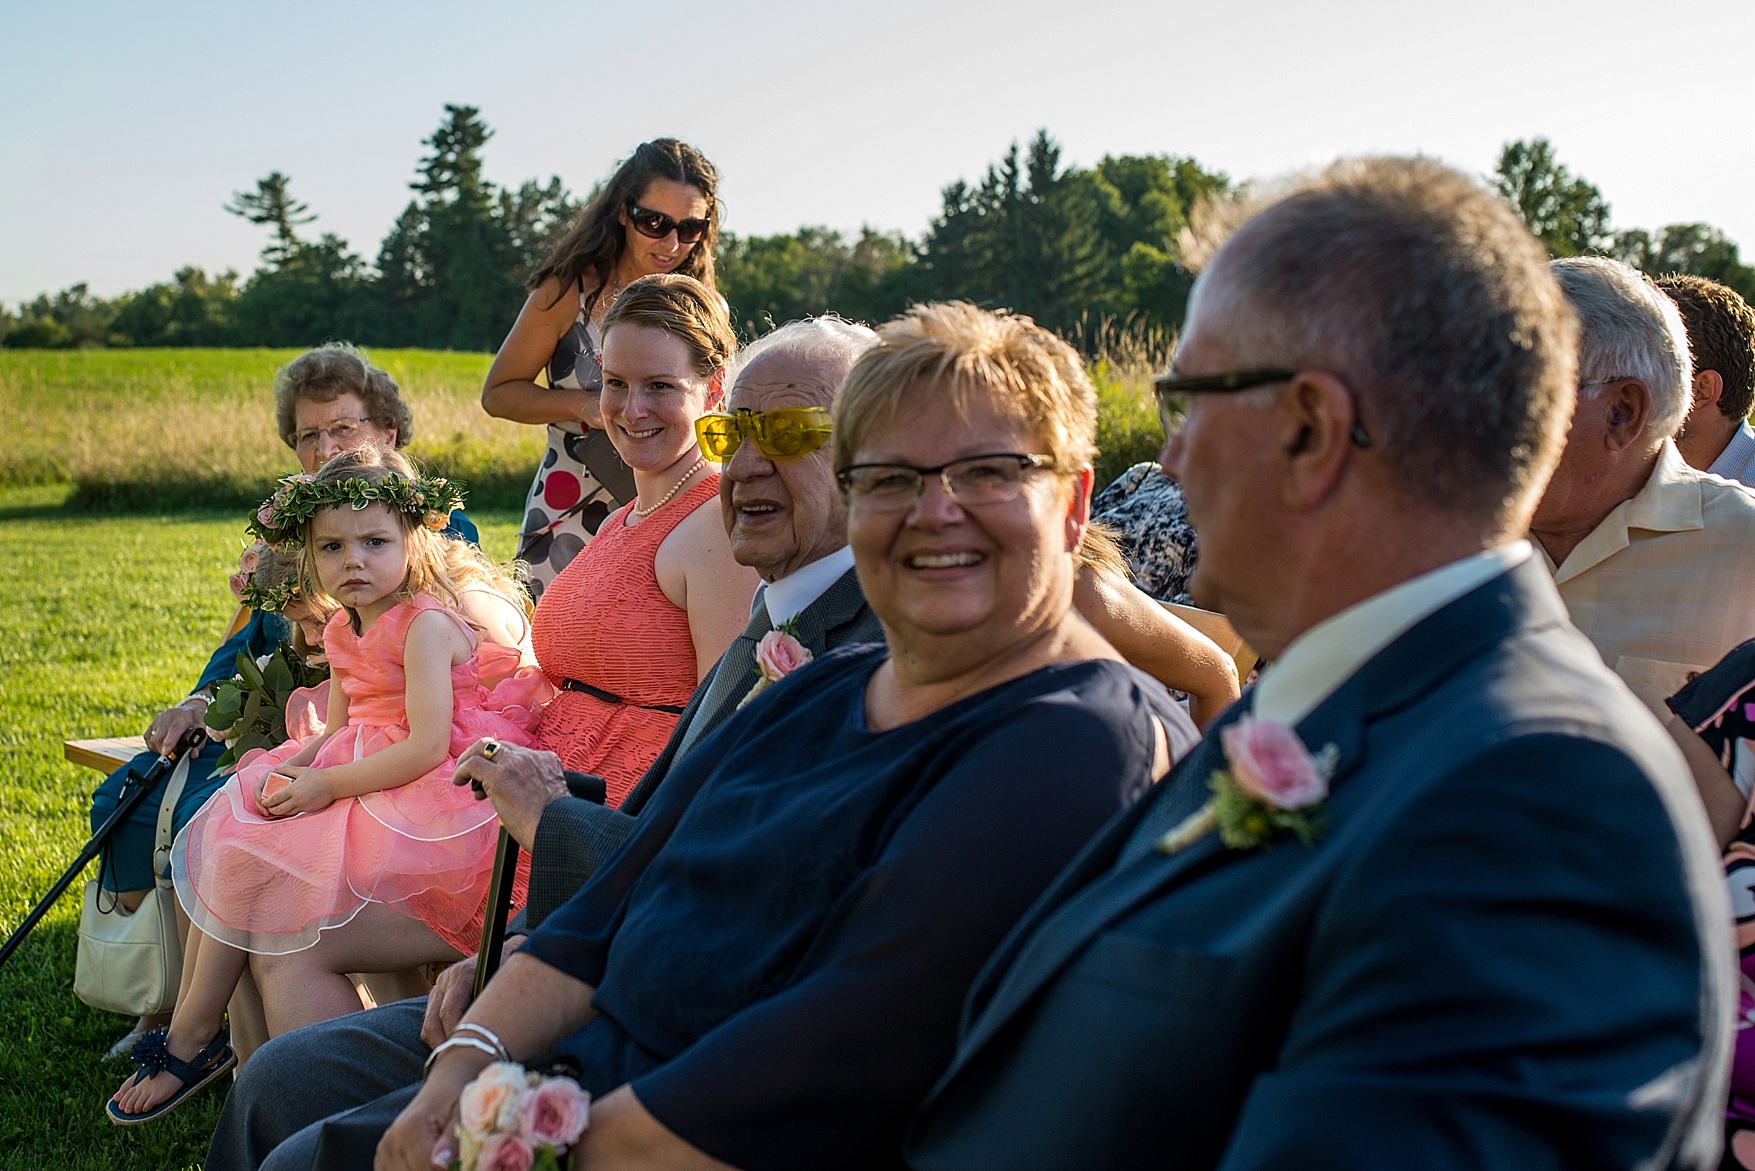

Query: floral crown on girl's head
[[228, 541, 301, 612], [246, 471, 464, 550]]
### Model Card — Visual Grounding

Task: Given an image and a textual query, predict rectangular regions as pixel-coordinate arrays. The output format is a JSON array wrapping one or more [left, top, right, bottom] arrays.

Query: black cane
[[0, 727, 206, 972], [472, 828, 520, 999]]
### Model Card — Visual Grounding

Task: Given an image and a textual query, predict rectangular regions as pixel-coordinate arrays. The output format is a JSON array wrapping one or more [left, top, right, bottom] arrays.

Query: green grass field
[[0, 348, 544, 512], [0, 490, 520, 1169], [0, 345, 1165, 513]]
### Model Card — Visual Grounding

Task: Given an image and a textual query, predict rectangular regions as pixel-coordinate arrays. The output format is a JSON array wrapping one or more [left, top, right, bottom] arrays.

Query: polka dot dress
[[515, 291, 634, 601]]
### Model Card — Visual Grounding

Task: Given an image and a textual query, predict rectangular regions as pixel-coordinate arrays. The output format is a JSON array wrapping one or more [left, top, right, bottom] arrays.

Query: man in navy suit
[[906, 158, 1735, 1170]]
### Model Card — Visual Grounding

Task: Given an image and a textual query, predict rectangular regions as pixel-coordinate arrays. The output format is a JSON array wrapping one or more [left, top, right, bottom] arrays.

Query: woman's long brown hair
[[528, 139, 721, 315]]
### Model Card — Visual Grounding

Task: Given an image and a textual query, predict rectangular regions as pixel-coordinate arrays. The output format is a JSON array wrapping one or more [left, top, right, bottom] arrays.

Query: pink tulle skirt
[[174, 668, 549, 956]]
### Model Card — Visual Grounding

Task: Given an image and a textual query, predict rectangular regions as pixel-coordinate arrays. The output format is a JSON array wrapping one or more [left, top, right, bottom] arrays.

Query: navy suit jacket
[[907, 559, 1733, 1171]]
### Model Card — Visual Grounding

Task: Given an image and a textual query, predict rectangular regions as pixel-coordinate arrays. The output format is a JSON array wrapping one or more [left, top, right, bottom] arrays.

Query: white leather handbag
[[73, 754, 192, 1016]]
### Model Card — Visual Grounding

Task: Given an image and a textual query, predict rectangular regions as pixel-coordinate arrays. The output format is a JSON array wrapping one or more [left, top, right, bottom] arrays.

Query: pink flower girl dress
[[174, 594, 550, 956]]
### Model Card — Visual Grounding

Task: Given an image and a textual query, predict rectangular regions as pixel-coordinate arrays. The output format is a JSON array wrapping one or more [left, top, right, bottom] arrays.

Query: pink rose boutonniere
[[738, 625, 813, 709], [1155, 715, 1338, 856], [454, 1062, 588, 1171]]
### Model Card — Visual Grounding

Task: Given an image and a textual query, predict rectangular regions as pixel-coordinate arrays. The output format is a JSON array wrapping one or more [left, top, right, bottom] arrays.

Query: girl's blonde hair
[[297, 447, 530, 627]]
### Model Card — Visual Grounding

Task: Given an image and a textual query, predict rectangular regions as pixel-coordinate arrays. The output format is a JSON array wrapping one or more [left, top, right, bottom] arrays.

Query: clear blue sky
[[6, 0, 1753, 302]]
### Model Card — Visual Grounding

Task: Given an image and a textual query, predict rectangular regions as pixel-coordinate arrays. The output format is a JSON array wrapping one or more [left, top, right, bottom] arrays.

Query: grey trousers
[[206, 997, 429, 1171]]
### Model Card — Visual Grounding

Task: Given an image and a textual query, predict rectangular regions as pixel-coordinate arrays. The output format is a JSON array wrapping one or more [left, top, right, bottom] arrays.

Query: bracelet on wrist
[[453, 1023, 511, 1063], [423, 1035, 500, 1079]]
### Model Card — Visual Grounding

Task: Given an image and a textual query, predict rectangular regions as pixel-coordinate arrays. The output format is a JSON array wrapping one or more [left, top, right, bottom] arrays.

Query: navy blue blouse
[[521, 643, 1198, 1170]]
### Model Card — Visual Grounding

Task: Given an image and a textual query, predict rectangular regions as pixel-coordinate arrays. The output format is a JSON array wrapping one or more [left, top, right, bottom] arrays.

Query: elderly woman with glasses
[[482, 139, 723, 600], [343, 302, 1206, 1171]]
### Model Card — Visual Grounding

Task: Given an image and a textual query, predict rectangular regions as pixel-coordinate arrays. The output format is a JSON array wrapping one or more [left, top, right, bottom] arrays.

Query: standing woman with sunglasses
[[483, 139, 721, 600]]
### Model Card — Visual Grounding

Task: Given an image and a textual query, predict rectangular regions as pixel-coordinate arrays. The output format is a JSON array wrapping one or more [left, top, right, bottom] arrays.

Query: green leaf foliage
[[205, 642, 330, 772], [1492, 138, 1612, 258], [11, 117, 1755, 365]]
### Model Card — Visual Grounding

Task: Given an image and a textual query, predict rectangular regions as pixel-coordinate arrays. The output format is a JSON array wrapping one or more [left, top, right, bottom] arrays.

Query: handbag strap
[[151, 752, 196, 890]]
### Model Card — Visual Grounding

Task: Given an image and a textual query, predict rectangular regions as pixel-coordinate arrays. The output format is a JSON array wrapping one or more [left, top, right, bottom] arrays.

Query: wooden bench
[[64, 603, 253, 774]]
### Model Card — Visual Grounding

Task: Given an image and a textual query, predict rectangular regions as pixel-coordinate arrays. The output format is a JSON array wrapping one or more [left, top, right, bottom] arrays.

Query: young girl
[[108, 448, 547, 1124]]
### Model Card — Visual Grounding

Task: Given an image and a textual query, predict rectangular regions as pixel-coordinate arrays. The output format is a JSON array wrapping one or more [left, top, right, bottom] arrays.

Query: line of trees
[[7, 107, 1755, 352]]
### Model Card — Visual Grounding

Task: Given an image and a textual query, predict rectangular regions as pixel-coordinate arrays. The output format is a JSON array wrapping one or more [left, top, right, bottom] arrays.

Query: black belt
[[560, 678, 686, 715]]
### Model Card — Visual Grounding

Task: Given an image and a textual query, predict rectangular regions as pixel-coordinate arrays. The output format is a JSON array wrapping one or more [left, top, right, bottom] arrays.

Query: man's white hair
[[1550, 257, 1693, 440], [727, 315, 879, 390]]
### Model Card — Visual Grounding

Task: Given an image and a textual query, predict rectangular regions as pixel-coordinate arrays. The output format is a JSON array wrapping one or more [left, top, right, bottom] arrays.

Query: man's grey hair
[[727, 315, 879, 391], [1549, 257, 1693, 441], [1181, 156, 1579, 524]]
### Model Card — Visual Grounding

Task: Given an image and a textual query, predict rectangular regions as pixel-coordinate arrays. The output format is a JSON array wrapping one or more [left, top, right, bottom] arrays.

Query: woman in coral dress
[[523, 274, 758, 806]]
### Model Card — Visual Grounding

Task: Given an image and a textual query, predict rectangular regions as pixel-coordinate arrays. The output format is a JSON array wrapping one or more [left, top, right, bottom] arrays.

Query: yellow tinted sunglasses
[[695, 407, 833, 461]]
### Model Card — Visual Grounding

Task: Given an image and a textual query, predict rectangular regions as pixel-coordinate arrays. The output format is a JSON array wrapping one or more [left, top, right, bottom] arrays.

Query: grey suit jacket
[[524, 566, 882, 927]]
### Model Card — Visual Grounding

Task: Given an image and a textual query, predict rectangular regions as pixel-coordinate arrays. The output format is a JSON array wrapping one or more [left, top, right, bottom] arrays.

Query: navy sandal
[[104, 1025, 235, 1126]]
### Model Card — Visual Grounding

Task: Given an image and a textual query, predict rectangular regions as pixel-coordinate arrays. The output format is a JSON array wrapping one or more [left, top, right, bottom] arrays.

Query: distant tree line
[[6, 112, 1754, 351]]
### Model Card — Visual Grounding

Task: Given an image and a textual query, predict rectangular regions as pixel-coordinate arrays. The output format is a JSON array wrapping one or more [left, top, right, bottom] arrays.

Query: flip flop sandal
[[104, 1025, 235, 1126]]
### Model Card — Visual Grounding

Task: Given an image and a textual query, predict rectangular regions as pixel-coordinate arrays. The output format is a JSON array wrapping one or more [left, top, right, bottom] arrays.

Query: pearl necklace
[[633, 457, 707, 518]]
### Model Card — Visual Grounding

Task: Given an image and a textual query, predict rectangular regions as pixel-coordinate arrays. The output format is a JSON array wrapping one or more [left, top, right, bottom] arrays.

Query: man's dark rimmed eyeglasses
[[1152, 368, 1370, 448]]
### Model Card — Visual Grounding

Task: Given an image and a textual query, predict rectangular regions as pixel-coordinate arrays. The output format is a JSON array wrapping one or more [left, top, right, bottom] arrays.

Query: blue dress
[[88, 511, 480, 893], [521, 643, 1198, 1170]]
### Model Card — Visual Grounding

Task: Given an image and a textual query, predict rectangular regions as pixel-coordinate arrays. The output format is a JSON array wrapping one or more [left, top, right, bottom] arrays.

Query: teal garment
[[90, 740, 231, 892]]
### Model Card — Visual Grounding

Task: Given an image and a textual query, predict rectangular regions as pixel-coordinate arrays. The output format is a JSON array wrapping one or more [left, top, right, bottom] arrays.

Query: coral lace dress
[[531, 475, 730, 808], [173, 594, 550, 955]]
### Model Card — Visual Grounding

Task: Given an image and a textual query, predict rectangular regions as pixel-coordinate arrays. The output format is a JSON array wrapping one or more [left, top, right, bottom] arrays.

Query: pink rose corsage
[[738, 628, 813, 709], [1156, 715, 1337, 856], [454, 1062, 588, 1171]]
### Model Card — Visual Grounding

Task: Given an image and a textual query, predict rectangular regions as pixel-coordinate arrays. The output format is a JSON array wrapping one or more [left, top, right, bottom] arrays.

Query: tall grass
[[1, 324, 1171, 516], [1074, 315, 1173, 488], [0, 349, 544, 512]]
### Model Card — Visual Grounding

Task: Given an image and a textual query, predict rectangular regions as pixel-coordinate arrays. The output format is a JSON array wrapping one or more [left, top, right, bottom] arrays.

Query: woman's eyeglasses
[[836, 454, 1056, 511], [626, 202, 710, 245], [695, 407, 832, 461], [292, 417, 371, 452]]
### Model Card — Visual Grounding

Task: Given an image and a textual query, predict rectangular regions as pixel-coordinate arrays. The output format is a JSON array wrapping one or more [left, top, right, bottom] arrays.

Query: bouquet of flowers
[[203, 643, 331, 771], [453, 1062, 590, 1171]]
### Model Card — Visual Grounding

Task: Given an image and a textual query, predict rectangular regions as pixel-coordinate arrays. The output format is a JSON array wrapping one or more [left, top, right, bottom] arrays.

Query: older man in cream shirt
[[1530, 257, 1755, 714]]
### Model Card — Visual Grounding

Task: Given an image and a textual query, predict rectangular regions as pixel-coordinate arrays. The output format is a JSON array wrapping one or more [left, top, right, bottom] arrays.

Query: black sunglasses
[[625, 202, 710, 245], [1152, 367, 1370, 448]]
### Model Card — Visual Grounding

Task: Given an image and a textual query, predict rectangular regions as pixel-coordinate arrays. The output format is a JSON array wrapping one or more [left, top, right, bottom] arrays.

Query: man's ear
[[1277, 373, 1356, 510], [1604, 379, 1653, 452], [1692, 369, 1726, 414]]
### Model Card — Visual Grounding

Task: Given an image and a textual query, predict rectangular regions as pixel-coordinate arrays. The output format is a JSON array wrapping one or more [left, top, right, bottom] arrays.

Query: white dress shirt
[[1254, 543, 1532, 727], [762, 545, 857, 627]]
